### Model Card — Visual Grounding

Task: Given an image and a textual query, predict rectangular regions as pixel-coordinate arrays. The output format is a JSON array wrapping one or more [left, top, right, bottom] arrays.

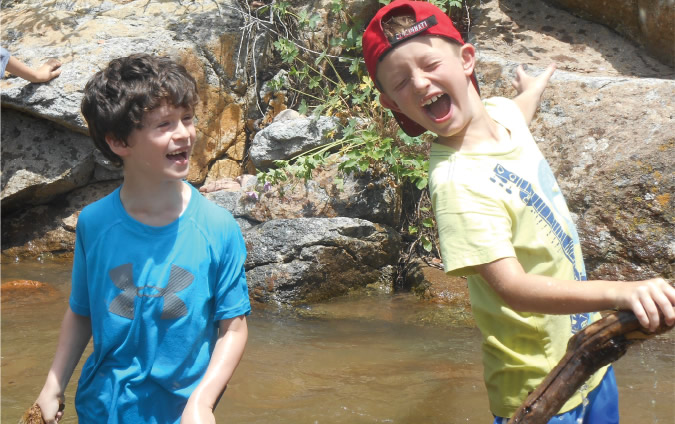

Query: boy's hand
[[618, 278, 675, 332], [511, 63, 556, 96], [35, 390, 65, 424]]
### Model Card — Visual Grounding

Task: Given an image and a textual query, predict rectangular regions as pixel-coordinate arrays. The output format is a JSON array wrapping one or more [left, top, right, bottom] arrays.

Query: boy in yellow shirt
[[363, 1, 675, 422]]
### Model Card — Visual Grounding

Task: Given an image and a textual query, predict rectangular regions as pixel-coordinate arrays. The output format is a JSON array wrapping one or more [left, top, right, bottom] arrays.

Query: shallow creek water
[[2, 259, 673, 423]]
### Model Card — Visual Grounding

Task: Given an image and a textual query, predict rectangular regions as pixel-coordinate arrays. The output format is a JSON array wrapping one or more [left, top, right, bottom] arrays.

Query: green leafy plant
[[252, 0, 472, 265]]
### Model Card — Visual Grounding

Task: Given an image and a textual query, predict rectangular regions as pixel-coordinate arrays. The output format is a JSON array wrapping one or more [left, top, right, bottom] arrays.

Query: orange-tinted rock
[[1, 280, 60, 303]]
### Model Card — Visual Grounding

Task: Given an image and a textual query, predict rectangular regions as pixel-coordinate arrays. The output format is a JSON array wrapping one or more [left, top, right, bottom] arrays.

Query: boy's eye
[[423, 61, 440, 71], [394, 79, 407, 91]]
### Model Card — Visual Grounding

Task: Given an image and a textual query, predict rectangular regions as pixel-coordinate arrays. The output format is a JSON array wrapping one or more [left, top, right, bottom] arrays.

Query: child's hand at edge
[[33, 58, 62, 83]]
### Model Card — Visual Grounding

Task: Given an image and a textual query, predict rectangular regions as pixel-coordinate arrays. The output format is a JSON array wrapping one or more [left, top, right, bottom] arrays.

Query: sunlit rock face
[[543, 0, 674, 68]]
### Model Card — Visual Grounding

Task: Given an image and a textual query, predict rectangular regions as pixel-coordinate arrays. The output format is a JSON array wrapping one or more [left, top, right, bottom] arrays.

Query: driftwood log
[[508, 310, 674, 423]]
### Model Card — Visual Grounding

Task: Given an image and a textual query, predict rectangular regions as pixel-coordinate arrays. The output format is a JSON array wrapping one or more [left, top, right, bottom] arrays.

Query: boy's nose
[[175, 121, 191, 141], [411, 72, 430, 94]]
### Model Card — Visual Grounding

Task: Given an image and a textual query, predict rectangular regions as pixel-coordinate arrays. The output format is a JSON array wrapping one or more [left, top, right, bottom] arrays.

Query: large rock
[[1, 180, 120, 260], [1, 109, 96, 212], [244, 217, 401, 305], [249, 115, 341, 170]]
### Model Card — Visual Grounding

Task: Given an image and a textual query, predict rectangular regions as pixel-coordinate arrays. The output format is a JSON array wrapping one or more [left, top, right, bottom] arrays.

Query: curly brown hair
[[81, 54, 199, 167]]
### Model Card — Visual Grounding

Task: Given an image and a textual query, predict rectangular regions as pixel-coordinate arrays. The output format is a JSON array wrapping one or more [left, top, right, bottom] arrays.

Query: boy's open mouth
[[166, 150, 189, 162], [422, 93, 452, 121]]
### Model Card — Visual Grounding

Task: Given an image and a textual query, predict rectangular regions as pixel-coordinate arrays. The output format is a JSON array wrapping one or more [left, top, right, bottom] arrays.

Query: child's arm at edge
[[511, 63, 557, 126], [181, 315, 248, 424], [476, 257, 675, 332], [36, 307, 92, 424], [5, 56, 62, 83]]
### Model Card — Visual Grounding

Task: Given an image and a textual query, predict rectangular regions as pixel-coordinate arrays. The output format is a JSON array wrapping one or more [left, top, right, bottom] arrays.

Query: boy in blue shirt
[[36, 54, 251, 424], [363, 1, 675, 422]]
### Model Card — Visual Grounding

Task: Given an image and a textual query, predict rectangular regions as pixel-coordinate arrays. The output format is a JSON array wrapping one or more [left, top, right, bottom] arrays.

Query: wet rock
[[244, 217, 400, 305], [1, 180, 120, 260], [1, 280, 60, 303]]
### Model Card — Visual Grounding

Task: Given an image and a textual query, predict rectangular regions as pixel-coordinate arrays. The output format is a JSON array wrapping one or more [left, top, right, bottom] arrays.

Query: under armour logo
[[108, 263, 194, 320]]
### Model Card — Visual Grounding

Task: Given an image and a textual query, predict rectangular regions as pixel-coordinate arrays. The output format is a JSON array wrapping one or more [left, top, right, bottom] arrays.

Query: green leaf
[[415, 177, 428, 190], [422, 236, 433, 252], [422, 217, 434, 228]]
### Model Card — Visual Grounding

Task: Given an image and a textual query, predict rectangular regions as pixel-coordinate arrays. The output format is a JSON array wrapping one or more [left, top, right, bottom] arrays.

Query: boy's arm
[[181, 315, 248, 424], [476, 257, 675, 332], [5, 56, 61, 83], [36, 306, 92, 424], [511, 63, 556, 125]]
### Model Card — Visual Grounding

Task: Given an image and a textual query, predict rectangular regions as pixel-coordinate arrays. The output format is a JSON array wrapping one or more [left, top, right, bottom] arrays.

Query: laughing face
[[113, 101, 196, 182], [377, 35, 477, 141]]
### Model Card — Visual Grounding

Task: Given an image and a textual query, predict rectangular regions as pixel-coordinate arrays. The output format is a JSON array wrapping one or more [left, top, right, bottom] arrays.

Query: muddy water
[[2, 259, 673, 423]]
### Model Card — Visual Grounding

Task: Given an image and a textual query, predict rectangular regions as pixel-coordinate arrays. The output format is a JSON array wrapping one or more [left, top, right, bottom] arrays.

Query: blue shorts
[[493, 366, 619, 424]]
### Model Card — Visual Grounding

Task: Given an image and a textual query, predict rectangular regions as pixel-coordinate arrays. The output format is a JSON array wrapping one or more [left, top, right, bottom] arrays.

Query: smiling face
[[107, 101, 196, 183], [377, 35, 478, 140]]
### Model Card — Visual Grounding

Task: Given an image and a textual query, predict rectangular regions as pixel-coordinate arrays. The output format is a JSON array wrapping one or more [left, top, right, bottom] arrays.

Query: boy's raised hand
[[511, 63, 557, 125], [511, 63, 556, 96]]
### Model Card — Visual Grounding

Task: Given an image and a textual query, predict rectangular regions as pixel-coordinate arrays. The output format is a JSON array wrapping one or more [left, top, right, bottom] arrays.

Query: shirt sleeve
[[214, 217, 251, 321], [69, 220, 91, 316], [435, 184, 516, 277]]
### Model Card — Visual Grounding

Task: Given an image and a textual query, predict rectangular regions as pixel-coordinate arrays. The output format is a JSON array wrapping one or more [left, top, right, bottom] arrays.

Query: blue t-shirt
[[69, 182, 251, 423]]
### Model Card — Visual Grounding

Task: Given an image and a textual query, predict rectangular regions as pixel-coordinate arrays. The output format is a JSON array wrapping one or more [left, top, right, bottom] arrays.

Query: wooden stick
[[508, 311, 674, 423]]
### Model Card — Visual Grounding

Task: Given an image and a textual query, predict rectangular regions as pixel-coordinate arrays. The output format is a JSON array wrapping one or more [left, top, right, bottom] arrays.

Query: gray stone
[[249, 116, 341, 169], [243, 217, 401, 304]]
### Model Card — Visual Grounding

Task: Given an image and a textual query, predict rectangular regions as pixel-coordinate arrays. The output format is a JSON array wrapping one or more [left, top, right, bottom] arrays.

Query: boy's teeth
[[423, 94, 442, 107]]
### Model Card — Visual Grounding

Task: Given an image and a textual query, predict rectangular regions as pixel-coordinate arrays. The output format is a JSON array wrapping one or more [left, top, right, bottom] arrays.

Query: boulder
[[473, 0, 674, 281], [1, 109, 96, 212], [249, 115, 341, 170], [244, 217, 401, 304]]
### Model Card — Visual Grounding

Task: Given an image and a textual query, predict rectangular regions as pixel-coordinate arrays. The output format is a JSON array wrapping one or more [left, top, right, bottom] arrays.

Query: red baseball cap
[[363, 0, 479, 136]]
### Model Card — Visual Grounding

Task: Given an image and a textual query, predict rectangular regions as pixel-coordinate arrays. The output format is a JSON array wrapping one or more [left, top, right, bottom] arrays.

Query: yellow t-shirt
[[428, 97, 606, 418]]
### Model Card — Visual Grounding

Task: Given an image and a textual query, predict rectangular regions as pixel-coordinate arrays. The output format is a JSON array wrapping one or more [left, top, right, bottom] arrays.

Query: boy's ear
[[379, 92, 401, 112], [105, 134, 130, 157], [459, 43, 476, 77]]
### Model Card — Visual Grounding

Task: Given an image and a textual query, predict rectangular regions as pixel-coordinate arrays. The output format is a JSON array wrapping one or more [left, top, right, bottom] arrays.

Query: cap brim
[[392, 110, 427, 137]]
